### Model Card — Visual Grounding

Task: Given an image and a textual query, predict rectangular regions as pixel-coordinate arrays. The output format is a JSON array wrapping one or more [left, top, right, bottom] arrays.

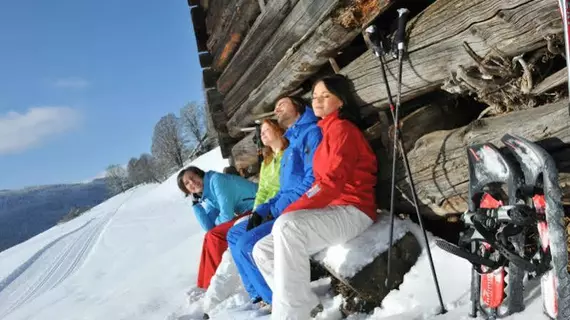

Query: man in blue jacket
[[226, 96, 323, 306], [177, 167, 257, 289]]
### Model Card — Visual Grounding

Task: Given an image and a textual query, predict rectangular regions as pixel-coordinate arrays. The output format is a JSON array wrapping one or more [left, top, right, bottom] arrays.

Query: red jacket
[[283, 110, 378, 221]]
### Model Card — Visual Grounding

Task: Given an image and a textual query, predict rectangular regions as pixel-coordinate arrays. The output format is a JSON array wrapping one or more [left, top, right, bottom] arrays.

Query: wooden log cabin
[[186, 0, 570, 313], [187, 0, 569, 218]]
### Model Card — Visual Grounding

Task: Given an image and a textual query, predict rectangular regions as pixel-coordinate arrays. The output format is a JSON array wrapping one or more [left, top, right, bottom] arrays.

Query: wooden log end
[[199, 52, 214, 68], [332, 0, 386, 29], [203, 68, 221, 89], [190, 6, 209, 53]]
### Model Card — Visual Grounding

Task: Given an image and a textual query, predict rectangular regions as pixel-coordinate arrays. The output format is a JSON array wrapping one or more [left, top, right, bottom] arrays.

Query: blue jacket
[[255, 107, 322, 218], [192, 171, 258, 231]]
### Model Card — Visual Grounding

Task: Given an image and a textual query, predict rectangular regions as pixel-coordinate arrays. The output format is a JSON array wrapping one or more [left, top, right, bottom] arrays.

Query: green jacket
[[253, 151, 283, 210]]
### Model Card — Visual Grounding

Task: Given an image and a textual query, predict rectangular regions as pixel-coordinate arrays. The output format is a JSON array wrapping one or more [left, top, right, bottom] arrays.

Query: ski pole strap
[[396, 8, 410, 51]]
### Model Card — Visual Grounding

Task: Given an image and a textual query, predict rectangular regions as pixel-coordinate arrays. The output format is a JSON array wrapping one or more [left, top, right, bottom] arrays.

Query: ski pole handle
[[364, 25, 384, 56], [396, 8, 410, 51]]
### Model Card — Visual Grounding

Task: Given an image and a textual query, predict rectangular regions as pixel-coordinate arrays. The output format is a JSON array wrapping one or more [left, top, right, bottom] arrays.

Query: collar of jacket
[[284, 106, 318, 140], [317, 109, 341, 131], [201, 171, 214, 200]]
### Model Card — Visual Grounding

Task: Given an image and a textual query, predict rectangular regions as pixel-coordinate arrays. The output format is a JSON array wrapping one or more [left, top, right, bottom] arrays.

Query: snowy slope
[[0, 148, 551, 320]]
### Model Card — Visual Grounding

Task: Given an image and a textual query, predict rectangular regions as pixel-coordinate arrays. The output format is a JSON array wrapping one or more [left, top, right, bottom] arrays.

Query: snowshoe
[[436, 134, 569, 320], [435, 142, 527, 319], [466, 142, 526, 319], [502, 134, 570, 320]]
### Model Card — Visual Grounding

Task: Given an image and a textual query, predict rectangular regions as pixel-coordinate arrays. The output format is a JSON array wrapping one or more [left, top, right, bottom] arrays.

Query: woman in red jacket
[[252, 74, 378, 319]]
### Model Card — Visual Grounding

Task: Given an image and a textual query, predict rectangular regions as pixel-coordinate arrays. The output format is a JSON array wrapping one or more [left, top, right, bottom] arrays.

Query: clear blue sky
[[0, 0, 204, 190]]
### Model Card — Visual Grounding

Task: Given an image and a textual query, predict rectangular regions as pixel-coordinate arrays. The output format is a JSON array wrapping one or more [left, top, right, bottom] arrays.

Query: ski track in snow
[[0, 189, 137, 318]]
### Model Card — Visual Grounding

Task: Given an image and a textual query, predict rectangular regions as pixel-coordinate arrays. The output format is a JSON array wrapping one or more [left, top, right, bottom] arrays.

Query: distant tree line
[[105, 101, 218, 194]]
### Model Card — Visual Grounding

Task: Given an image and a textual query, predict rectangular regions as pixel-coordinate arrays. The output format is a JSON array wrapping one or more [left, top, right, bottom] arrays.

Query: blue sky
[[0, 0, 204, 190]]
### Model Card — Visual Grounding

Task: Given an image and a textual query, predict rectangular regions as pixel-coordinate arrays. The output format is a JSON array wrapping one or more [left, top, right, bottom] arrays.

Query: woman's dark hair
[[312, 74, 364, 129], [176, 166, 205, 197], [275, 94, 307, 115]]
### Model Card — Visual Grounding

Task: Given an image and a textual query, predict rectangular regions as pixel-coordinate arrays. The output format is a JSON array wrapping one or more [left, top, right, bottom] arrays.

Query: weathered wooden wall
[[188, 0, 570, 218], [189, 0, 394, 152], [343, 0, 561, 110], [226, 0, 392, 136], [227, 0, 563, 135]]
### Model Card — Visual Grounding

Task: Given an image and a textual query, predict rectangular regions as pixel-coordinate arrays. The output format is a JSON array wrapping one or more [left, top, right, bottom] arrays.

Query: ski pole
[[254, 119, 263, 165], [557, 0, 570, 116], [366, 8, 447, 314]]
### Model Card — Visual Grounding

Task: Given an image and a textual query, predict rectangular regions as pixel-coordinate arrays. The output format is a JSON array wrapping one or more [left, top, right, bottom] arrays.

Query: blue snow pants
[[227, 219, 275, 304]]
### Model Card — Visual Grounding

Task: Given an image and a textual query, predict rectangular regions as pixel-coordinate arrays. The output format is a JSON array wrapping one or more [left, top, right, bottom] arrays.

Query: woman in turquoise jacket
[[177, 166, 257, 289]]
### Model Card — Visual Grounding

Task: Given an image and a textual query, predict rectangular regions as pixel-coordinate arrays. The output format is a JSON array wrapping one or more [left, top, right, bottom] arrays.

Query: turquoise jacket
[[192, 171, 258, 231]]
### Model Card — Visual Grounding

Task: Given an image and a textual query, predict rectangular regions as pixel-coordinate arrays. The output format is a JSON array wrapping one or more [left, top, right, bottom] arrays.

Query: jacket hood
[[285, 106, 318, 140]]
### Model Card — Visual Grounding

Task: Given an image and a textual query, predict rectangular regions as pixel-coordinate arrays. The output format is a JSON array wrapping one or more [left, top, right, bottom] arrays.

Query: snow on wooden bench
[[200, 213, 424, 315], [311, 213, 422, 313]]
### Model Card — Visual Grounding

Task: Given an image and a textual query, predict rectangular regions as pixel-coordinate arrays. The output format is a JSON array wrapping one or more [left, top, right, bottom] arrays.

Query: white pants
[[252, 205, 373, 320], [203, 216, 251, 313]]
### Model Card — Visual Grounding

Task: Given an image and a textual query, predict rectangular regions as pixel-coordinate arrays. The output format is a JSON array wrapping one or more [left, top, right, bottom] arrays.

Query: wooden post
[[329, 57, 341, 74]]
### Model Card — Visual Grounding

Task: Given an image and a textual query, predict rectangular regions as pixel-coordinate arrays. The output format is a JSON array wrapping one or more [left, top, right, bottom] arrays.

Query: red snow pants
[[197, 212, 250, 289]]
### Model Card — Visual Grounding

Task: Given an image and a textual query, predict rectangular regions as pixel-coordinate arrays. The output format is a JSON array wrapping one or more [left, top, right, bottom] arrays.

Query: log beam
[[222, 0, 344, 112], [231, 132, 259, 175], [532, 67, 568, 94], [216, 0, 301, 94], [398, 100, 570, 217], [386, 96, 482, 152], [190, 6, 208, 53], [226, 0, 393, 136], [341, 0, 562, 113], [207, 0, 261, 72]]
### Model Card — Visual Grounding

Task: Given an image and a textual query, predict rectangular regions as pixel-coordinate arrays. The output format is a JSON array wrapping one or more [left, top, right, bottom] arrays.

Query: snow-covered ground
[[0, 148, 551, 319]]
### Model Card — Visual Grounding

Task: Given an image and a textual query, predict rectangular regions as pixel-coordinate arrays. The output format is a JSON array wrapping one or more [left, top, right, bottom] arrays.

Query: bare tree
[[180, 102, 217, 158], [127, 153, 161, 185], [151, 114, 186, 175], [105, 164, 132, 194]]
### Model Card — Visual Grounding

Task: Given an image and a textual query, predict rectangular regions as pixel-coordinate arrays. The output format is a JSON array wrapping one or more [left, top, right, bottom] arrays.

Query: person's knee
[[206, 226, 226, 242], [226, 225, 239, 245], [252, 240, 267, 265], [204, 229, 215, 241], [235, 233, 253, 254], [273, 213, 302, 237]]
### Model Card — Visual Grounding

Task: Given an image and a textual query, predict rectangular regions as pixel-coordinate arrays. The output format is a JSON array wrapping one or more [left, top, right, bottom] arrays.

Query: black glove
[[246, 212, 264, 231], [191, 193, 201, 206]]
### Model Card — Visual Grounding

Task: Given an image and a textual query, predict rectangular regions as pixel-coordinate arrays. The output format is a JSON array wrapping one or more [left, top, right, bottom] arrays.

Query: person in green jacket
[[226, 119, 287, 303], [252, 119, 286, 210]]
